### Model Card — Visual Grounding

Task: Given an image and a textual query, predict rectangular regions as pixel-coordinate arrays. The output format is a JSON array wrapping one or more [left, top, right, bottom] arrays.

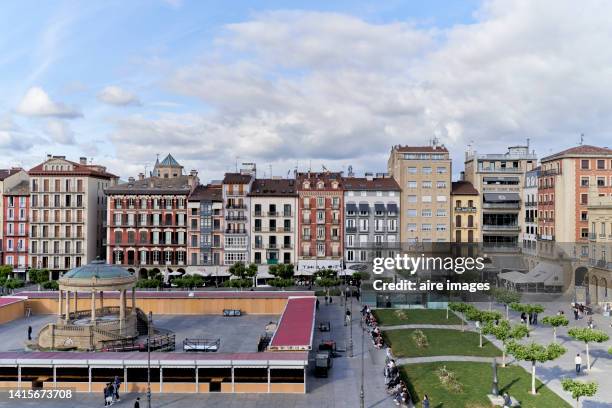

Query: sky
[[2, 0, 612, 182]]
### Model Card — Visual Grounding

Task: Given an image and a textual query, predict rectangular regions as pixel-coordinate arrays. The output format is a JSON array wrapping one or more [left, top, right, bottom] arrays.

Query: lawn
[[373, 308, 463, 326], [399, 361, 571, 408], [384, 328, 502, 358]]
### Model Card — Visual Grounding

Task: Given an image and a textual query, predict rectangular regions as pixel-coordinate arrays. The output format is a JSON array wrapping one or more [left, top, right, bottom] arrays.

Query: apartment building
[[0, 168, 25, 264], [464, 145, 536, 249], [29, 155, 117, 279], [388, 143, 452, 243], [538, 145, 612, 243], [249, 178, 298, 265], [343, 174, 400, 270], [187, 184, 223, 266], [222, 168, 255, 265], [105, 155, 198, 275], [297, 172, 343, 274], [522, 167, 539, 251], [586, 185, 612, 306], [1, 168, 30, 275], [450, 181, 480, 243]]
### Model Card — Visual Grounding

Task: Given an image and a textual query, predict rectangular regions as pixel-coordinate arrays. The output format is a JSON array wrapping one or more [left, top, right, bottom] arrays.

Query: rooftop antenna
[[235, 156, 239, 172], [580, 133, 584, 145], [526, 138, 530, 149], [269, 163, 273, 178]]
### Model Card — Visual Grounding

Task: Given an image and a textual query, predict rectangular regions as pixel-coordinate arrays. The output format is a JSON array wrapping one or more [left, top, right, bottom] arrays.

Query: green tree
[[483, 320, 529, 367], [0, 265, 13, 287], [506, 341, 566, 395], [491, 288, 521, 319], [568, 328, 610, 371], [448, 302, 475, 332], [542, 315, 569, 343], [42, 280, 59, 290], [28, 268, 51, 290], [315, 269, 340, 289], [561, 378, 598, 408], [509, 303, 545, 328], [465, 308, 502, 347], [228, 262, 258, 288], [269, 263, 295, 279]]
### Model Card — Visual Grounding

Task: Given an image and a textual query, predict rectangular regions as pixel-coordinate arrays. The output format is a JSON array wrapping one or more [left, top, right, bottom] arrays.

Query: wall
[[0, 300, 25, 324]]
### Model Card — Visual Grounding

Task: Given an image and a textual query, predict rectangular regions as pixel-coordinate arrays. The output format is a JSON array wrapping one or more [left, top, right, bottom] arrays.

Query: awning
[[483, 177, 520, 182], [498, 262, 564, 286], [358, 203, 369, 212], [374, 203, 386, 212], [346, 203, 358, 212], [483, 192, 520, 202], [387, 203, 398, 213]]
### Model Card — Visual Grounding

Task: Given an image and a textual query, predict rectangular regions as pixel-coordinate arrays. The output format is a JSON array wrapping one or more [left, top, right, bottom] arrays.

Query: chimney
[[79, 157, 87, 165], [128, 176, 135, 183], [47, 154, 52, 160], [460, 171, 465, 181], [190, 169, 198, 177], [365, 172, 374, 181], [138, 173, 145, 181]]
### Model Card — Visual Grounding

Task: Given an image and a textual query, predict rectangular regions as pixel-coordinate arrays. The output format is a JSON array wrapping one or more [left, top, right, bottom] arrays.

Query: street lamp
[[147, 311, 152, 408], [359, 281, 364, 408]]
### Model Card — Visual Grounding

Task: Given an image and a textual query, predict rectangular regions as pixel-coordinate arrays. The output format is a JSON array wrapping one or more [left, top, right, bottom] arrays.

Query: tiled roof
[[542, 145, 612, 161], [29, 158, 116, 179], [342, 177, 400, 191], [451, 181, 479, 195], [105, 175, 193, 194], [0, 168, 22, 181], [189, 184, 222, 201], [249, 179, 297, 196], [393, 145, 449, 153], [223, 173, 253, 184], [159, 154, 181, 167]]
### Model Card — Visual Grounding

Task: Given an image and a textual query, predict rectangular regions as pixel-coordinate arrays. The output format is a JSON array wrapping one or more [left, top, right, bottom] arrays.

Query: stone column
[[131, 287, 136, 312], [91, 290, 96, 322], [119, 289, 126, 334], [65, 291, 71, 322], [58, 290, 63, 317], [74, 291, 78, 314], [100, 291, 104, 309]]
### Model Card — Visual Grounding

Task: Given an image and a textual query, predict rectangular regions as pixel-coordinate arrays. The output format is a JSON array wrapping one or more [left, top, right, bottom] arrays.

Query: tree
[[509, 303, 544, 328], [568, 328, 610, 372], [448, 302, 475, 332], [315, 269, 341, 289], [542, 315, 569, 343], [483, 320, 529, 367], [561, 378, 598, 408], [465, 308, 502, 347], [506, 341, 566, 395], [228, 262, 258, 288], [491, 288, 521, 319], [268, 264, 295, 289], [28, 268, 51, 290]]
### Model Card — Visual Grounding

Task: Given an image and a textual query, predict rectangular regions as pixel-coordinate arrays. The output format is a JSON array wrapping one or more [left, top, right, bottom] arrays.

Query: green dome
[[62, 259, 133, 280]]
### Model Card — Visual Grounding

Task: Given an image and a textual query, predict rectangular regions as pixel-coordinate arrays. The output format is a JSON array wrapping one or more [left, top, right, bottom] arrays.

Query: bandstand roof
[[62, 260, 134, 280]]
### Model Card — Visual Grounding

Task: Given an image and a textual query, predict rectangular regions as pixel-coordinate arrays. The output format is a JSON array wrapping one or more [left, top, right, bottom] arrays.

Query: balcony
[[482, 202, 520, 209], [331, 236, 339, 241], [226, 203, 247, 209], [589, 258, 612, 270], [225, 228, 247, 234], [482, 224, 520, 231], [282, 243, 293, 249], [589, 232, 597, 240], [254, 211, 263, 217], [453, 222, 478, 229], [539, 168, 560, 177], [537, 234, 555, 241], [331, 219, 340, 224], [302, 234, 311, 241], [225, 215, 247, 221], [254, 242, 264, 249], [346, 226, 357, 233], [524, 202, 537, 207], [455, 207, 477, 213], [316, 218, 325, 224], [267, 243, 278, 249]]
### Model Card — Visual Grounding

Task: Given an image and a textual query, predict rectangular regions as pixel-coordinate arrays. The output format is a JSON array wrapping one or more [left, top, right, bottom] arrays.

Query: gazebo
[[36, 260, 140, 351]]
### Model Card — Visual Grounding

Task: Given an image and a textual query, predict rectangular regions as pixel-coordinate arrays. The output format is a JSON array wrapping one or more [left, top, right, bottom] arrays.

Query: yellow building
[[451, 181, 480, 243], [586, 186, 612, 307]]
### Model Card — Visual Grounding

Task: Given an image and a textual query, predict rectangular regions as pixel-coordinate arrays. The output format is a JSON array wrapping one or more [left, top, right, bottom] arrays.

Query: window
[[597, 177, 606, 187], [407, 195, 417, 203], [580, 177, 589, 187], [421, 224, 432, 231], [436, 224, 447, 231], [421, 209, 432, 217], [581, 211, 588, 221], [436, 195, 447, 202], [581, 228, 589, 238], [436, 209, 447, 217], [597, 159, 605, 169], [407, 223, 417, 231], [407, 209, 417, 217], [436, 181, 446, 188], [580, 194, 588, 205], [422, 181, 432, 188], [436, 167, 447, 174], [407, 181, 417, 188], [407, 167, 417, 174], [581, 160, 589, 169], [422, 167, 432, 174], [422, 196, 432, 203]]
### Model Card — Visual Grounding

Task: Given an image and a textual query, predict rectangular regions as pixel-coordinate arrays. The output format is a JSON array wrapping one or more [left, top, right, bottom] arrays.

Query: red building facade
[[3, 179, 30, 272]]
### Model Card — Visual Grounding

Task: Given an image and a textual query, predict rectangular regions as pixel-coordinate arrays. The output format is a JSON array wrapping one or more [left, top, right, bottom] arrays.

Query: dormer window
[[331, 181, 339, 189], [303, 181, 310, 189], [316, 181, 324, 189]]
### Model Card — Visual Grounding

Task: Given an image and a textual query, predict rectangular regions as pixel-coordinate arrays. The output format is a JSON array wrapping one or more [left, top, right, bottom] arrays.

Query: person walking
[[134, 397, 140, 408], [574, 308, 579, 320], [27, 326, 32, 341], [422, 394, 430, 408], [345, 309, 351, 326], [575, 353, 582, 374], [502, 392, 512, 408], [113, 375, 121, 402], [316, 299, 319, 310], [104, 383, 113, 406]]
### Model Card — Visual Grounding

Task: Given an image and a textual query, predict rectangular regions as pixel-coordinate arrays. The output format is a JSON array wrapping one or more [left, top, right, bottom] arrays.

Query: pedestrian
[[324, 295, 328, 304], [502, 392, 512, 408], [27, 326, 32, 341], [574, 308, 579, 320], [329, 296, 333, 304], [520, 312, 527, 324], [316, 299, 320, 310], [113, 375, 121, 402], [422, 394, 430, 408], [134, 397, 140, 408], [345, 309, 351, 326], [575, 353, 582, 374], [104, 383, 113, 406]]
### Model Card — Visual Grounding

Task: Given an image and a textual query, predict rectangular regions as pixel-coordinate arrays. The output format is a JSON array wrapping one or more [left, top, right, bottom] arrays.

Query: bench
[[223, 309, 241, 317]]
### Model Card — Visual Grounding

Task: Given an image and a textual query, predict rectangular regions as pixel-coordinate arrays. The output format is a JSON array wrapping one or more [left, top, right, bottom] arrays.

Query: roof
[[105, 175, 193, 195], [342, 177, 400, 191], [61, 260, 134, 280], [4, 180, 29, 195], [451, 181, 479, 195], [249, 178, 297, 196], [28, 157, 116, 179], [189, 184, 222, 201], [18, 290, 315, 300], [0, 297, 25, 308], [269, 296, 316, 351], [0, 351, 308, 365], [223, 173, 253, 184], [393, 145, 449, 153], [159, 154, 182, 167], [296, 172, 343, 189], [542, 145, 612, 162], [0, 168, 22, 181]]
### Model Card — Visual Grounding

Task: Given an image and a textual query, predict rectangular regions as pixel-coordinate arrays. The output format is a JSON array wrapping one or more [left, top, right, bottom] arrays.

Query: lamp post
[[147, 311, 152, 408], [359, 281, 364, 408], [348, 284, 353, 357]]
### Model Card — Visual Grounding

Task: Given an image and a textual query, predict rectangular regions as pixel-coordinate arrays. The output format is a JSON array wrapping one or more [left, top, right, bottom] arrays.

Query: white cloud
[[45, 119, 75, 145], [109, 1, 612, 179], [16, 87, 82, 118], [97, 86, 141, 106]]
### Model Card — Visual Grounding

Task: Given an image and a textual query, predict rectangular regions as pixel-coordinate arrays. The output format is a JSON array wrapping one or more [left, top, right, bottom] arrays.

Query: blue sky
[[2, 0, 612, 180]]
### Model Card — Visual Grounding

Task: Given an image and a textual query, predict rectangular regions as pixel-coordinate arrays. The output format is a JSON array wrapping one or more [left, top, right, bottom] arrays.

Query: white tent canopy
[[498, 261, 564, 286]]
